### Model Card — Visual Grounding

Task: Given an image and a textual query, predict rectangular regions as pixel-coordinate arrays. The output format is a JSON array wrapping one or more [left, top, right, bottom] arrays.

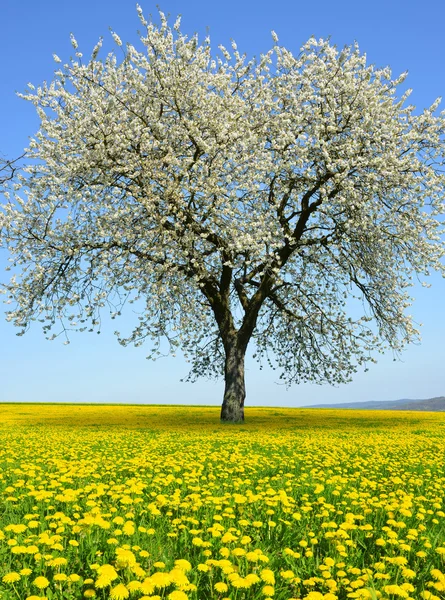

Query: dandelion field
[[0, 405, 444, 600]]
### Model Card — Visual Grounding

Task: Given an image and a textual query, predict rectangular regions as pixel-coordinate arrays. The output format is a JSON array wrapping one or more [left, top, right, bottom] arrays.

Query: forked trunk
[[220, 343, 246, 423]]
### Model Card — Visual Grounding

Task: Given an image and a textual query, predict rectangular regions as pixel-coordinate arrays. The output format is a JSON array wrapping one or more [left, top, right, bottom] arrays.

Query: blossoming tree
[[1, 9, 444, 422]]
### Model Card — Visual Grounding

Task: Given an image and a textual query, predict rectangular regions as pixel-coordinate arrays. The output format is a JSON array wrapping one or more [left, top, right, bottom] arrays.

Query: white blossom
[[111, 31, 122, 47], [69, 33, 78, 50]]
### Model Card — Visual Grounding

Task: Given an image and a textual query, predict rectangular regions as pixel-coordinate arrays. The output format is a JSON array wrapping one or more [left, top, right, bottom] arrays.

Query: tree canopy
[[1, 9, 444, 421]]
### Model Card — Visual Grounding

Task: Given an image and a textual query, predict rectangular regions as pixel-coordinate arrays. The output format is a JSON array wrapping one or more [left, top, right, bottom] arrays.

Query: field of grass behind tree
[[0, 404, 444, 600]]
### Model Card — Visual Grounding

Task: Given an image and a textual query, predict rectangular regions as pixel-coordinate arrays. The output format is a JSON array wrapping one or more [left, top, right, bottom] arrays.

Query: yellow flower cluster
[[0, 404, 444, 600]]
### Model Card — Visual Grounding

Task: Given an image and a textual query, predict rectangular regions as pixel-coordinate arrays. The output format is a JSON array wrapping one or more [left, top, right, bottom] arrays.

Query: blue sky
[[0, 0, 444, 407]]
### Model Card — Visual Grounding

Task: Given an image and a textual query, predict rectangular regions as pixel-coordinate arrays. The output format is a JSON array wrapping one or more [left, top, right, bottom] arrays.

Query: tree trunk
[[220, 343, 246, 423]]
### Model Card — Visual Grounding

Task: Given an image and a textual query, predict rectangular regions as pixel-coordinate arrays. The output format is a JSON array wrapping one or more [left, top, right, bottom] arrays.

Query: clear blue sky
[[1, 0, 444, 407]]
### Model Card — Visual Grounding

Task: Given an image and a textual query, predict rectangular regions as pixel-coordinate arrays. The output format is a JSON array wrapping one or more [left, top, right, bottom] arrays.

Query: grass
[[0, 404, 444, 600]]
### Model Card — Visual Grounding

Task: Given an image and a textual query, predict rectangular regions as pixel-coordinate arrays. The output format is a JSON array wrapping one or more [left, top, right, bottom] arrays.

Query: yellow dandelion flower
[[280, 570, 295, 579], [84, 591, 96, 598], [174, 559, 192, 572], [214, 582, 228, 593], [383, 585, 409, 598], [169, 568, 189, 587], [231, 577, 250, 589], [50, 557, 67, 567], [168, 592, 189, 600], [261, 569, 275, 584], [401, 568, 416, 579], [150, 571, 172, 588], [2, 572, 21, 583], [262, 585, 275, 596], [110, 583, 130, 599], [246, 551, 260, 562], [95, 564, 118, 588], [115, 548, 137, 568], [258, 554, 270, 563], [127, 580, 142, 591], [33, 576, 50, 589], [140, 578, 155, 595], [122, 521, 135, 536]]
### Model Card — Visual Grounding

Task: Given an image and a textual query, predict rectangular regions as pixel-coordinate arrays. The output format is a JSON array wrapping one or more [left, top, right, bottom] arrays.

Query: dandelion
[[402, 568, 416, 579], [110, 583, 130, 599], [214, 582, 228, 593], [174, 559, 192, 572], [140, 579, 155, 595], [2, 572, 21, 583], [33, 576, 50, 589], [383, 585, 409, 598], [115, 548, 136, 567], [280, 570, 295, 579], [122, 521, 135, 535], [421, 593, 441, 600], [50, 557, 67, 567], [261, 569, 275, 584], [150, 572, 172, 588], [127, 580, 142, 592], [168, 592, 189, 600], [169, 568, 189, 587]]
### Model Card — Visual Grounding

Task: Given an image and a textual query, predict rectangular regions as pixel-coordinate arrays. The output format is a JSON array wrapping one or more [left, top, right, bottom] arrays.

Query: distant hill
[[304, 396, 445, 411]]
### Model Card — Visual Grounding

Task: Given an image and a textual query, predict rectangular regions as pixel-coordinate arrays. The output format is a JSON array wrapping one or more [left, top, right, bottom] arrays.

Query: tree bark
[[220, 342, 246, 423]]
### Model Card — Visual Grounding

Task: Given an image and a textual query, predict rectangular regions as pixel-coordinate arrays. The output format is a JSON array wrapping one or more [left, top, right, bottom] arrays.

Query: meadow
[[0, 404, 444, 600]]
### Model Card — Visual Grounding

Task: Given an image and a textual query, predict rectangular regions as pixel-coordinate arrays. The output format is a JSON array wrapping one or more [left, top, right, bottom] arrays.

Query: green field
[[0, 404, 444, 600]]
